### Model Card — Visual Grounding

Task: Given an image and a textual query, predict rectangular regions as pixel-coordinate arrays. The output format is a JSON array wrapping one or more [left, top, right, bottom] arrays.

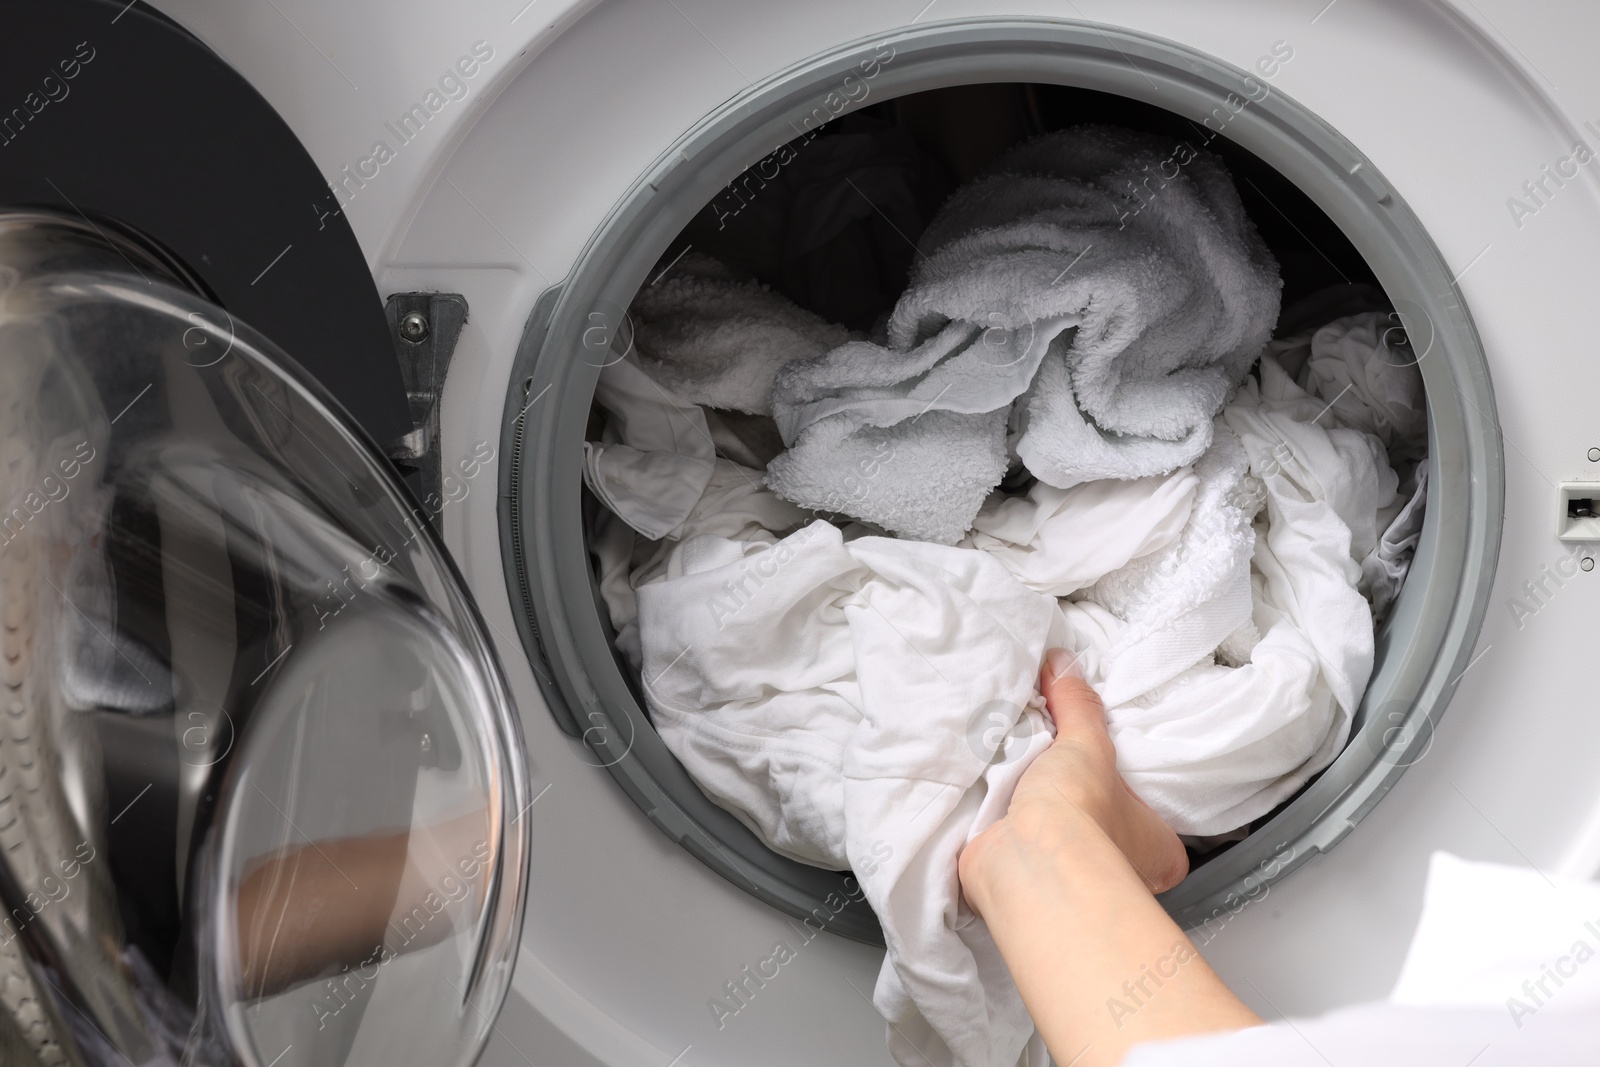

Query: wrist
[[961, 806, 1136, 919]]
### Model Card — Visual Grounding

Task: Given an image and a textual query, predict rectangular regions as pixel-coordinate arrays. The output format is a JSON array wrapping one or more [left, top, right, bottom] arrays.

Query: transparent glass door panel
[[0, 213, 529, 1067]]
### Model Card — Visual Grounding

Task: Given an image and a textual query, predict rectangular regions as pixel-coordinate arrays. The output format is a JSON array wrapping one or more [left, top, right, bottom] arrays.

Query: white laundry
[[768, 125, 1281, 542], [961, 470, 1198, 597], [637, 518, 1061, 1067], [702, 407, 786, 469], [581, 356, 716, 540], [629, 252, 854, 416], [1296, 311, 1427, 461], [769, 314, 1077, 544], [587, 214, 1429, 1065], [771, 403, 1016, 544], [1078, 423, 1262, 709], [592, 458, 810, 669], [1365, 468, 1427, 625], [591, 345, 1403, 1062], [1225, 357, 1396, 699], [970, 353, 1392, 835], [1267, 310, 1429, 623]]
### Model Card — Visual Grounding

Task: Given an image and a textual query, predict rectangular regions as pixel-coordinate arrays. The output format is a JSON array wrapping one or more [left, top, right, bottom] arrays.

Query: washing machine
[[4, 0, 1598, 1064]]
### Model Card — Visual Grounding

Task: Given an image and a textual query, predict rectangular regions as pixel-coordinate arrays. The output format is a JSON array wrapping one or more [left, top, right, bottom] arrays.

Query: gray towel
[[629, 253, 853, 417], [767, 126, 1282, 543]]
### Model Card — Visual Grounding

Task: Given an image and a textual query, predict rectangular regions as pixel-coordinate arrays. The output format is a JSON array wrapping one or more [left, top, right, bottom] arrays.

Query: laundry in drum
[[584, 119, 1428, 1067]]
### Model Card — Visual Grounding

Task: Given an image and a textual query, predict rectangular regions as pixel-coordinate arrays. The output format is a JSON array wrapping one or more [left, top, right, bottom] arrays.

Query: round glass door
[[0, 213, 529, 1067]]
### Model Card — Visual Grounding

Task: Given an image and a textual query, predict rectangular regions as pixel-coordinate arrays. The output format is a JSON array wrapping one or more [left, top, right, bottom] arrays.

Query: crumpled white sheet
[[960, 470, 1198, 597], [638, 517, 1060, 1067], [581, 356, 716, 540], [592, 456, 809, 668], [1292, 311, 1427, 460], [1365, 467, 1427, 624], [1068, 354, 1393, 835], [1266, 309, 1429, 624], [1078, 422, 1262, 710]]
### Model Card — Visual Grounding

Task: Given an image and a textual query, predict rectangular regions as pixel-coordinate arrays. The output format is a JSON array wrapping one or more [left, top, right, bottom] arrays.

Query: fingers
[[1039, 648, 1106, 737], [1123, 797, 1191, 893], [1038, 647, 1190, 893]]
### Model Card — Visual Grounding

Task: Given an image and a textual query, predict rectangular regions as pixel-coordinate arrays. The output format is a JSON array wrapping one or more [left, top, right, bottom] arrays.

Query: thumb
[[1039, 648, 1107, 740]]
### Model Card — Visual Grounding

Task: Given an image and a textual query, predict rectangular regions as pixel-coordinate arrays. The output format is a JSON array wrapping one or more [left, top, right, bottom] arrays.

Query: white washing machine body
[[152, 2, 1600, 1063]]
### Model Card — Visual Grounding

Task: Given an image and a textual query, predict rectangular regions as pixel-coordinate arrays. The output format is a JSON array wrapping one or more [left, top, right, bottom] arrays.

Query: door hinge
[[383, 292, 467, 529]]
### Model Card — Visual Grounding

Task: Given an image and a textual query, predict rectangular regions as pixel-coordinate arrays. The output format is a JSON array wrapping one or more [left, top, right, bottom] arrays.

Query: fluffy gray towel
[[767, 126, 1282, 543]]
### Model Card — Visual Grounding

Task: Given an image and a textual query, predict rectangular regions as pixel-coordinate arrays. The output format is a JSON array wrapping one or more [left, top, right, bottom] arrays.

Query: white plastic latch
[[1557, 482, 1600, 541]]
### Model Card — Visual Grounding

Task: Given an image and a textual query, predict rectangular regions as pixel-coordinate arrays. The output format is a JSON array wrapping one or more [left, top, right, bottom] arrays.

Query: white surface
[[145, 1, 1600, 1063], [1391, 852, 1600, 1011], [1122, 853, 1600, 1065]]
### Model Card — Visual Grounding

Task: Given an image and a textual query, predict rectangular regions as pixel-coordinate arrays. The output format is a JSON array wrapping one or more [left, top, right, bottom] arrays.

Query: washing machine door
[[0, 214, 530, 1067]]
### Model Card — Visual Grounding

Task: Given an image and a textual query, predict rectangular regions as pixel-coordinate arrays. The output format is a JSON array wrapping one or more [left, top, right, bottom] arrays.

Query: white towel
[[768, 314, 1078, 544], [768, 126, 1281, 542], [629, 253, 854, 416]]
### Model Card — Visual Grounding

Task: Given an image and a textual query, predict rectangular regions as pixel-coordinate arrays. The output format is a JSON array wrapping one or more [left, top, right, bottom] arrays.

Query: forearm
[[235, 830, 411, 996], [234, 809, 492, 996], [964, 814, 1260, 1066]]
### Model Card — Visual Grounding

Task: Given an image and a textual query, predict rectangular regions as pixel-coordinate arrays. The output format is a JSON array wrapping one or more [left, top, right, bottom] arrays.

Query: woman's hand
[[963, 648, 1188, 906], [958, 648, 1258, 1067]]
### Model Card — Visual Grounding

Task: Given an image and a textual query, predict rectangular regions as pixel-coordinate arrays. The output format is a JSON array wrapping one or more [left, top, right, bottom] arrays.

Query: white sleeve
[[1125, 852, 1600, 1065]]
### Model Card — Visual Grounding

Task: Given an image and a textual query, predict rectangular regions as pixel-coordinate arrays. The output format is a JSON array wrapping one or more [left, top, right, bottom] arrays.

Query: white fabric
[[702, 407, 785, 470], [581, 357, 716, 540], [1079, 422, 1262, 710], [769, 316, 1077, 544], [592, 459, 809, 669], [1267, 310, 1430, 623], [629, 252, 854, 416], [770, 405, 1015, 543], [1124, 854, 1600, 1065], [1297, 311, 1427, 460], [961, 470, 1197, 597], [1224, 357, 1395, 710], [768, 126, 1281, 542], [637, 518, 1062, 1067], [1366, 467, 1427, 625], [1042, 354, 1390, 835]]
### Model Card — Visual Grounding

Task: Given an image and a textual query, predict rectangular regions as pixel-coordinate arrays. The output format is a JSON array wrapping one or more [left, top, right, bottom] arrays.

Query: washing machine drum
[[0, 6, 529, 1067], [503, 22, 1502, 946]]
